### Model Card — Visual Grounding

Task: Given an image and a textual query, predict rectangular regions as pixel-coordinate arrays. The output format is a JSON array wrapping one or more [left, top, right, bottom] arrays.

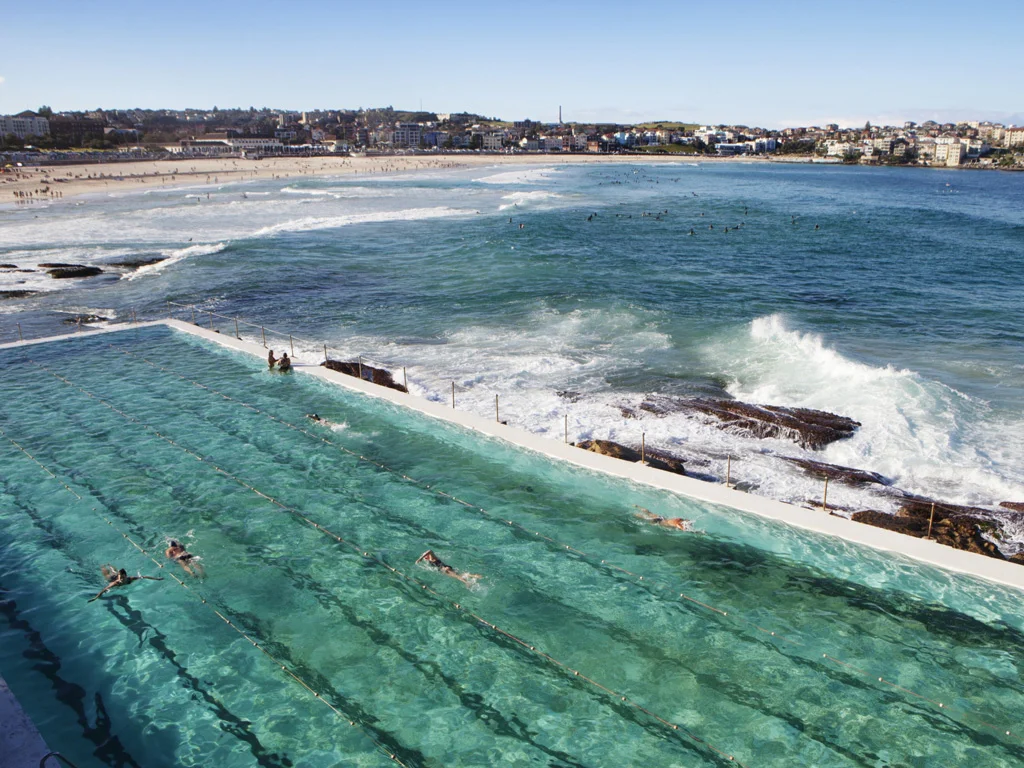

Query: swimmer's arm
[[88, 584, 115, 602]]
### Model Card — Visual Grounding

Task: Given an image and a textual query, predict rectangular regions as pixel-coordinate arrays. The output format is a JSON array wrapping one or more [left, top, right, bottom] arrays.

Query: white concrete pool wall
[[4, 319, 1024, 593]]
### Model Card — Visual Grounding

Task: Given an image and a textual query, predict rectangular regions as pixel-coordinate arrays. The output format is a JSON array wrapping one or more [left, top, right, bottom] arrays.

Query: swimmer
[[416, 550, 481, 586], [165, 540, 204, 577], [305, 412, 338, 428], [89, 566, 163, 602], [268, 350, 277, 369], [634, 507, 693, 531], [278, 353, 292, 372]]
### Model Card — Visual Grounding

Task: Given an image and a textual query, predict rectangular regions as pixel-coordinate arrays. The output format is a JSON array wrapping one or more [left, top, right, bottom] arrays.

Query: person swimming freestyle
[[415, 550, 481, 586]]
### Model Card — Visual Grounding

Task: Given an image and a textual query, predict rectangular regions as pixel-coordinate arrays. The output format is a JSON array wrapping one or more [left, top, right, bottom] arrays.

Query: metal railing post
[[235, 318, 240, 338], [403, 366, 407, 390], [641, 432, 646, 464], [926, 502, 936, 539], [261, 326, 266, 347], [17, 322, 23, 341], [725, 456, 731, 487], [564, 414, 568, 444], [131, 309, 137, 324], [208, 311, 214, 330], [191, 306, 196, 324], [290, 335, 294, 357], [451, 381, 455, 408], [495, 394, 499, 422], [822, 477, 829, 511], [323, 343, 328, 362], [358, 355, 363, 380]]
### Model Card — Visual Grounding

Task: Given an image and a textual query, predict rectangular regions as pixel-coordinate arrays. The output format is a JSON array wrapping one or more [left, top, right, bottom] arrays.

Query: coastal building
[[481, 133, 503, 151], [0, 111, 50, 140], [392, 123, 422, 148], [169, 135, 284, 156], [1005, 127, 1024, 148]]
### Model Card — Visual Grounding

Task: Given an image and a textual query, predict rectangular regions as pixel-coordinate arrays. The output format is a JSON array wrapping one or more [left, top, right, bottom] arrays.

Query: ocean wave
[[474, 167, 560, 185], [498, 191, 565, 210], [252, 207, 469, 237], [126, 242, 229, 280]]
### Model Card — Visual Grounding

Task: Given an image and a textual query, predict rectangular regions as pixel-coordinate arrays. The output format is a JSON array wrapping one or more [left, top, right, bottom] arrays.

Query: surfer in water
[[634, 507, 694, 532], [416, 550, 481, 586], [89, 566, 163, 602]]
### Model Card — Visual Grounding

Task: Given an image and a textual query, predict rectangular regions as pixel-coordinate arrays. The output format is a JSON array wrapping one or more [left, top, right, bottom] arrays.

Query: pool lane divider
[[1, 421, 413, 768], [25, 359, 752, 767], [104, 343, 1023, 747]]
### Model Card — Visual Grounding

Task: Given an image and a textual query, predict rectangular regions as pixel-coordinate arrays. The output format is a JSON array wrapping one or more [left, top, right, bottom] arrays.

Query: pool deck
[[0, 674, 51, 767], [4, 319, 1024, 594]]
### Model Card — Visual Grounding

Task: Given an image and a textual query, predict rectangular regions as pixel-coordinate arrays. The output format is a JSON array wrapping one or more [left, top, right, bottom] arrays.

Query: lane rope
[[26, 358, 753, 766], [103, 345, 1022, 744]]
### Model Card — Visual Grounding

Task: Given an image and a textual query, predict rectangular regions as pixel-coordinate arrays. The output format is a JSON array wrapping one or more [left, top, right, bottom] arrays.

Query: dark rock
[[618, 405, 639, 419], [640, 396, 859, 450], [37, 262, 80, 268], [47, 265, 104, 279], [61, 314, 108, 325], [0, 290, 38, 299], [106, 256, 168, 269], [0, 263, 18, 269], [556, 390, 583, 403], [852, 502, 1007, 561], [575, 438, 685, 476], [999, 502, 1024, 513], [781, 456, 890, 487], [321, 358, 408, 393], [1010, 553, 1024, 566]]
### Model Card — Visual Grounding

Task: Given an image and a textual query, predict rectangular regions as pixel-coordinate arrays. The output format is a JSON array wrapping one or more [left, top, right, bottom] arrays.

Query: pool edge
[[0, 674, 51, 768], [9, 320, 1024, 594]]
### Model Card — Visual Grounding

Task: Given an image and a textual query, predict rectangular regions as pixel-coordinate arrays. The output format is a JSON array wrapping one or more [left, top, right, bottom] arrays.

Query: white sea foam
[[474, 167, 560, 185], [497, 191, 565, 211], [252, 206, 469, 237], [126, 242, 229, 280]]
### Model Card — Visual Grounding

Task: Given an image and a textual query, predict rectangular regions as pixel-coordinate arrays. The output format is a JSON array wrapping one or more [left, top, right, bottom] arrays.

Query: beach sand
[[1, 152, 765, 202]]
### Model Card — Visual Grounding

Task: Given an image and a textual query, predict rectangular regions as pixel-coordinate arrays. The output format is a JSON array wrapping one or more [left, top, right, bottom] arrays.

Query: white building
[[482, 133, 503, 151], [393, 123, 422, 148], [1, 111, 50, 140]]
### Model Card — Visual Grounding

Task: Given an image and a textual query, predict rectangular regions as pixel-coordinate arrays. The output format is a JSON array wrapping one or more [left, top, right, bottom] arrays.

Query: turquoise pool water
[[1, 325, 1022, 767]]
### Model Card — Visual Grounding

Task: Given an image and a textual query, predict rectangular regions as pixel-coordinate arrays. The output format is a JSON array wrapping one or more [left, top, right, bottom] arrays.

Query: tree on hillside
[[38, 105, 53, 118]]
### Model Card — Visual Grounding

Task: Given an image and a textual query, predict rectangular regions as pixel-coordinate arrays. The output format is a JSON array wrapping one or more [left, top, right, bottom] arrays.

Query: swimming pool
[[1, 324, 1022, 767]]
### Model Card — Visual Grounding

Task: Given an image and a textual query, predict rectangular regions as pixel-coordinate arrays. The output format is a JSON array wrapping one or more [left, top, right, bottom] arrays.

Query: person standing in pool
[[416, 550, 481, 586], [268, 350, 277, 369], [165, 540, 204, 577], [278, 353, 291, 372], [89, 565, 163, 602]]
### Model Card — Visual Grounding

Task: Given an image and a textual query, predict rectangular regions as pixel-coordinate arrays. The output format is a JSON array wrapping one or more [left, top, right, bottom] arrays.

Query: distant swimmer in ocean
[[89, 565, 163, 602], [166, 540, 204, 577], [416, 550, 481, 586], [634, 507, 694, 532], [305, 413, 340, 428], [268, 350, 277, 369], [278, 353, 292, 372], [689, 228, 695, 236]]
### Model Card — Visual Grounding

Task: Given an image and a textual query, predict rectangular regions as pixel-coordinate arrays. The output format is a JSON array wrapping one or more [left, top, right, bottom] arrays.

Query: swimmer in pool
[[634, 507, 693, 531], [166, 540, 204, 577], [278, 353, 292, 372], [268, 350, 277, 369], [89, 565, 163, 602], [416, 550, 481, 586]]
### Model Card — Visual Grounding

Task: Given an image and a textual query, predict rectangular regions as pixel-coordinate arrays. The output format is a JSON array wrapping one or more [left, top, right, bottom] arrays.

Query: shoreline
[[3, 151, 1017, 205], [2, 153, 762, 203]]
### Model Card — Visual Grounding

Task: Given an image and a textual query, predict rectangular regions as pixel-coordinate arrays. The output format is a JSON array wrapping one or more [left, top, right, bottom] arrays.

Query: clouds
[[0, 76, 6, 85]]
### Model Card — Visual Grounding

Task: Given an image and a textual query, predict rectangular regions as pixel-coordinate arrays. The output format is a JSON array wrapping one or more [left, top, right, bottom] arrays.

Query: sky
[[2, 0, 1022, 129]]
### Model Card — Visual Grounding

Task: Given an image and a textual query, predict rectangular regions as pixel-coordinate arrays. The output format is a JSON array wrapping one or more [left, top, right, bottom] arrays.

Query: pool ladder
[[39, 753, 81, 768]]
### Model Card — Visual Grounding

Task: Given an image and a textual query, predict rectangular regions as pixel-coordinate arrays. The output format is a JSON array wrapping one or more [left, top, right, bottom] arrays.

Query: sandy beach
[[1, 152, 765, 202]]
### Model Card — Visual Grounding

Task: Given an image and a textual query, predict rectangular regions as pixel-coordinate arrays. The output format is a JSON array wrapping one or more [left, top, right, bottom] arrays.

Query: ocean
[[3, 160, 1023, 549]]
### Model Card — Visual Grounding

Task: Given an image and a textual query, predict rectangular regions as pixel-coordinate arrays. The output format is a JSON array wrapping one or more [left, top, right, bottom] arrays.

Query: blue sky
[[2, 0, 1021, 128]]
